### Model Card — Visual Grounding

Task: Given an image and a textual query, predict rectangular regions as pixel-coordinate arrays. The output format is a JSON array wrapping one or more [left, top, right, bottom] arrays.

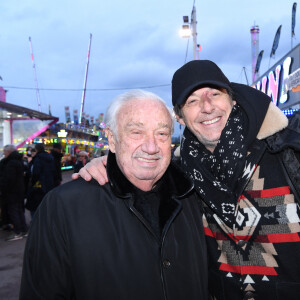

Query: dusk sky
[[1, 0, 298, 136]]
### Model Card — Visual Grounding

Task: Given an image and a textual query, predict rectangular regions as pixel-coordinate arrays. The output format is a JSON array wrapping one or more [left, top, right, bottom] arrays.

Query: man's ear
[[107, 128, 116, 153], [175, 114, 186, 126]]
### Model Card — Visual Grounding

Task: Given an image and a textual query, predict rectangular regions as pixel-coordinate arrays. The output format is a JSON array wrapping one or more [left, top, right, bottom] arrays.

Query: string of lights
[[2, 84, 171, 92], [282, 108, 299, 116]]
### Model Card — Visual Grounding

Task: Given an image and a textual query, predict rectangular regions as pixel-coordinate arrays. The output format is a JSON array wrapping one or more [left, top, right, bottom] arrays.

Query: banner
[[255, 50, 264, 73], [81, 112, 86, 126], [292, 2, 297, 37], [64, 106, 71, 123], [73, 109, 79, 125], [98, 113, 104, 123], [270, 25, 282, 57]]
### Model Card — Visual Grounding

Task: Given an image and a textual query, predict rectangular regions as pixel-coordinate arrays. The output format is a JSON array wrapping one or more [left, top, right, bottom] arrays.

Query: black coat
[[0, 150, 25, 204], [50, 149, 63, 187], [20, 154, 208, 300], [73, 160, 84, 173], [31, 151, 55, 194]]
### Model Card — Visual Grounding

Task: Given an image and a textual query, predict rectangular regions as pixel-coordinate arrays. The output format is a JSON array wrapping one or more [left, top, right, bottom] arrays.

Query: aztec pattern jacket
[[201, 84, 300, 300]]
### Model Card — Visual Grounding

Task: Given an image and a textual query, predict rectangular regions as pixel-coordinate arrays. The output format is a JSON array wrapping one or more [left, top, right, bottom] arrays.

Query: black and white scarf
[[181, 104, 248, 226]]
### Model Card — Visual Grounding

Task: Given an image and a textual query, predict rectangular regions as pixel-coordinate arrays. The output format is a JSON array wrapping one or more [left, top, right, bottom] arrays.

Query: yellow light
[[57, 129, 68, 138]]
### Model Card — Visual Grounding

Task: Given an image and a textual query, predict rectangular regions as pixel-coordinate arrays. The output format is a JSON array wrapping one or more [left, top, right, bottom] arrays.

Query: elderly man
[[0, 145, 27, 241], [75, 61, 300, 300], [20, 90, 207, 299]]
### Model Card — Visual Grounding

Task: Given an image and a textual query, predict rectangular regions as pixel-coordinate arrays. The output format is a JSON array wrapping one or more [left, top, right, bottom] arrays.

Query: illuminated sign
[[27, 137, 107, 148], [57, 129, 68, 138], [284, 67, 300, 92], [27, 138, 59, 145], [253, 56, 292, 106]]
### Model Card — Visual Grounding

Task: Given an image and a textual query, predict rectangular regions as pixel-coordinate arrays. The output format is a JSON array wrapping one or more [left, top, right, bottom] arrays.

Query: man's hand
[[72, 156, 108, 185]]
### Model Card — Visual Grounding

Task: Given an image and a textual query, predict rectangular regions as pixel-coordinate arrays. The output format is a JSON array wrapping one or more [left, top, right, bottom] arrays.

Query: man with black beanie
[[171, 60, 300, 300]]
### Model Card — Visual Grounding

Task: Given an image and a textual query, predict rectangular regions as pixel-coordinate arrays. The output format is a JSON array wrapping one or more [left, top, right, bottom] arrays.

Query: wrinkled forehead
[[118, 99, 172, 126]]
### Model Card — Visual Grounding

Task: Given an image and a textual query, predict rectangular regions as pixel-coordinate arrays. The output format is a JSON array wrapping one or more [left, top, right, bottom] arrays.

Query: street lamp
[[179, 24, 192, 38], [179, 6, 199, 60]]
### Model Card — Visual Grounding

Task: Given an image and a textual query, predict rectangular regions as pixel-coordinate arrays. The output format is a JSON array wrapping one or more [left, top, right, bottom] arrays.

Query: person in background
[[73, 151, 89, 173], [74, 60, 300, 300], [20, 90, 208, 299], [26, 144, 54, 218], [23, 146, 33, 202], [0, 145, 27, 241], [50, 142, 63, 187]]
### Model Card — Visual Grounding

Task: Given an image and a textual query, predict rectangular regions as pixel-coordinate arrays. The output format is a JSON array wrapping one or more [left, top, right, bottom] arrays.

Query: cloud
[[0, 0, 298, 137]]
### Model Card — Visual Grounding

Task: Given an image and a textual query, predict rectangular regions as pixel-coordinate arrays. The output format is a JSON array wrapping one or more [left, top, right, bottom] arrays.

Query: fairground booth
[[0, 99, 58, 155], [25, 123, 108, 170]]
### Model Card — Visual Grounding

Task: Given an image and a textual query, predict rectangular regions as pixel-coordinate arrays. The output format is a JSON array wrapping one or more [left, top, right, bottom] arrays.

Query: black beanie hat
[[172, 60, 231, 106]]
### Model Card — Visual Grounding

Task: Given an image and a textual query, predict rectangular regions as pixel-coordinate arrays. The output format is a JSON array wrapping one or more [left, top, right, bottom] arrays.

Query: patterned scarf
[[181, 104, 248, 226]]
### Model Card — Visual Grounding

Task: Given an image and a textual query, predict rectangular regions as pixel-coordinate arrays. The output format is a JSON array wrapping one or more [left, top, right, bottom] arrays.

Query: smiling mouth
[[137, 157, 158, 163], [201, 117, 221, 125]]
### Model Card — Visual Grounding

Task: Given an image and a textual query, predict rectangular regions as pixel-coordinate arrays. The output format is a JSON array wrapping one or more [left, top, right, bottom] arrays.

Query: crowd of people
[[0, 143, 64, 241], [0, 143, 96, 242]]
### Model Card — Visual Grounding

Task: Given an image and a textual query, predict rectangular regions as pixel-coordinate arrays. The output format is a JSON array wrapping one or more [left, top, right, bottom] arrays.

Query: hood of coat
[[231, 82, 288, 146], [106, 151, 193, 199]]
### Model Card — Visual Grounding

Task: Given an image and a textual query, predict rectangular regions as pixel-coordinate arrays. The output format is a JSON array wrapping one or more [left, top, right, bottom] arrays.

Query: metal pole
[[243, 67, 249, 86], [79, 33, 92, 125], [10, 119, 13, 144], [250, 26, 260, 83], [191, 6, 198, 60], [29, 37, 42, 112]]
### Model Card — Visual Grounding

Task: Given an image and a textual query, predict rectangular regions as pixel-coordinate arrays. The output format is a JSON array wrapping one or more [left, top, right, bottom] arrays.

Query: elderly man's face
[[177, 87, 236, 152], [108, 98, 172, 191]]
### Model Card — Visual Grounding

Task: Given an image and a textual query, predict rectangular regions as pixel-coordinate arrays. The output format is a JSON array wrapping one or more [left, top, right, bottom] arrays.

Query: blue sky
[[0, 0, 298, 136]]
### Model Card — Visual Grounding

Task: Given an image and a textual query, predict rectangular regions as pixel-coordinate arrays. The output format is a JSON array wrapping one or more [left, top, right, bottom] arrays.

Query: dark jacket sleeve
[[20, 190, 73, 299], [31, 157, 42, 186], [0, 161, 18, 192], [266, 111, 300, 152]]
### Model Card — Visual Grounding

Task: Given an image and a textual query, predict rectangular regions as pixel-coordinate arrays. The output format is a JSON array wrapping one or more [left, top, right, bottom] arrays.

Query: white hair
[[4, 144, 16, 152], [104, 89, 174, 137]]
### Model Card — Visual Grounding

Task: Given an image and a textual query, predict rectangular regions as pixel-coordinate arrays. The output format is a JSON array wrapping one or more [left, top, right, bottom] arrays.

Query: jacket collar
[[256, 101, 289, 140], [107, 151, 194, 199], [231, 83, 288, 142]]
